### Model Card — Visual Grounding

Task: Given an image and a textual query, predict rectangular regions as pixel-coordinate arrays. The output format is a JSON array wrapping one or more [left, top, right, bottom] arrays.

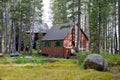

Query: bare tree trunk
[[23, 42, 26, 52], [118, 0, 120, 54], [114, 0, 118, 54], [29, 0, 34, 56], [3, 1, 9, 53], [108, 19, 111, 53], [0, 35, 2, 53], [18, 25, 22, 52], [88, 0, 91, 51], [29, 32, 34, 56], [37, 33, 42, 54], [72, 0, 75, 48], [98, 2, 101, 54], [0, 24, 2, 53], [18, 11, 22, 52], [77, 0, 81, 52], [104, 21, 107, 52], [12, 0, 17, 53], [9, 35, 12, 53], [0, 2, 4, 53]]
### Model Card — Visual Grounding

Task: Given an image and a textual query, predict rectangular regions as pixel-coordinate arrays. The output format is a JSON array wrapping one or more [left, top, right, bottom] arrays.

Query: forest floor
[[0, 55, 114, 80], [110, 66, 120, 80]]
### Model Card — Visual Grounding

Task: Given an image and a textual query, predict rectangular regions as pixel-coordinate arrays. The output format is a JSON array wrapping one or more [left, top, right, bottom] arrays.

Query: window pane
[[54, 41, 62, 47], [44, 41, 51, 47]]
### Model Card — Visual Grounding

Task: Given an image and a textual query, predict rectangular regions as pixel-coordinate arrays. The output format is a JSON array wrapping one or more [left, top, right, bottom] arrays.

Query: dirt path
[[110, 66, 120, 80]]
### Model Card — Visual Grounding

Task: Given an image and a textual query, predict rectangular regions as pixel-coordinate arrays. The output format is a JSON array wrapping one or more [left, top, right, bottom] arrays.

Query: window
[[44, 41, 51, 47], [54, 41, 62, 47]]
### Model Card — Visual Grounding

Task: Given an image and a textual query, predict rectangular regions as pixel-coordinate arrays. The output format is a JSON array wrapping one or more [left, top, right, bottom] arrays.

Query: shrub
[[21, 49, 38, 56], [77, 51, 90, 67], [101, 53, 120, 66]]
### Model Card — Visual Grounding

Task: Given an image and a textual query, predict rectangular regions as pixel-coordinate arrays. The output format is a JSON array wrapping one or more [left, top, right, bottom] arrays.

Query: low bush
[[101, 53, 120, 66], [77, 51, 120, 67], [77, 51, 90, 67], [21, 49, 38, 56]]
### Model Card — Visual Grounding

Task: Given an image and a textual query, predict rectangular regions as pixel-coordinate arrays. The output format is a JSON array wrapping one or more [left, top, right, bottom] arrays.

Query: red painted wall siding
[[80, 31, 89, 50], [41, 40, 64, 57], [63, 30, 72, 47]]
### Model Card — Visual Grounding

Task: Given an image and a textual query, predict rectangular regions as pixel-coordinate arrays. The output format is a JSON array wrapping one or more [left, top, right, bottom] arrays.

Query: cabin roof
[[42, 23, 89, 41], [42, 23, 72, 40], [27, 22, 49, 33]]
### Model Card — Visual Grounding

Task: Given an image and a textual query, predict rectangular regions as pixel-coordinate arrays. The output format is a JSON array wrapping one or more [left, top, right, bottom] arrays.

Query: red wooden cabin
[[41, 23, 89, 58]]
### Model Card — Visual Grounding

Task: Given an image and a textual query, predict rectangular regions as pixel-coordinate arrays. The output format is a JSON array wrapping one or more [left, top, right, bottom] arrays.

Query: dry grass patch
[[0, 59, 113, 80]]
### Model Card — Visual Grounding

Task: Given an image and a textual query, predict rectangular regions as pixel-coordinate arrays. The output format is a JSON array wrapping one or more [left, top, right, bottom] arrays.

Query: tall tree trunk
[[9, 24, 14, 53], [118, 0, 120, 54], [37, 33, 41, 54], [72, 0, 75, 47], [18, 10, 22, 52], [77, 0, 81, 52], [0, 22, 2, 53], [114, 0, 118, 54], [88, 0, 91, 51], [0, 33, 2, 53], [18, 27, 22, 52], [12, 0, 17, 53], [23, 41, 26, 52], [29, 32, 34, 56], [29, 0, 34, 56], [3, 1, 9, 53], [98, 2, 101, 54], [0, 1, 3, 53]]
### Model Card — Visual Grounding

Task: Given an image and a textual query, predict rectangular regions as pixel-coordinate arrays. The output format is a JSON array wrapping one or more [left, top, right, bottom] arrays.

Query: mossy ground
[[0, 55, 113, 80]]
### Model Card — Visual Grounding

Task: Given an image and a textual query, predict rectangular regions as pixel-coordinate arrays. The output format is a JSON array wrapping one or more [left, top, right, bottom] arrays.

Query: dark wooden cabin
[[41, 23, 89, 58], [26, 22, 49, 49]]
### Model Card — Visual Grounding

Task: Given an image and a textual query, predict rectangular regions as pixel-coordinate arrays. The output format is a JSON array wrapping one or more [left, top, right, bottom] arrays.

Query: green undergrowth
[[0, 55, 47, 64], [0, 54, 77, 65], [102, 53, 120, 66], [77, 51, 90, 68], [77, 51, 120, 67], [13, 56, 47, 64], [0, 54, 13, 64], [21, 49, 38, 56]]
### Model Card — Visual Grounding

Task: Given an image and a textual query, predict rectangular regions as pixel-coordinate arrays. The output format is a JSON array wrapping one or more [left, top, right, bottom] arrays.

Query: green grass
[[0, 55, 13, 64], [102, 53, 120, 66], [20, 49, 38, 56], [0, 54, 114, 80], [0, 60, 113, 80], [0, 55, 47, 64], [13, 57, 47, 64]]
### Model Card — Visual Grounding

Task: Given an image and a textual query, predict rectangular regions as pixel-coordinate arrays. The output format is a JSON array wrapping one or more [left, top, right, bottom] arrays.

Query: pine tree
[[52, 0, 69, 24]]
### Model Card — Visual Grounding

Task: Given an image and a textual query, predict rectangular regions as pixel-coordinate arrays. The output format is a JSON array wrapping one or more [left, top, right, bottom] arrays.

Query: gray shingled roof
[[42, 24, 73, 40], [27, 22, 49, 33]]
